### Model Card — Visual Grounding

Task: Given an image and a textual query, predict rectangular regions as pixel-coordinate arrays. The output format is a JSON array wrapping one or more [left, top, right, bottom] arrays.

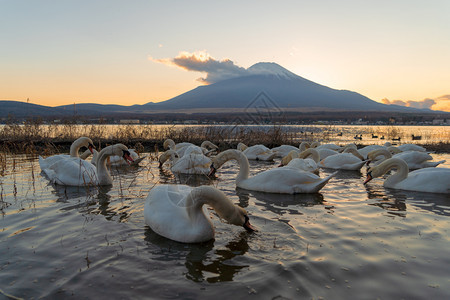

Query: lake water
[[1, 144, 449, 299]]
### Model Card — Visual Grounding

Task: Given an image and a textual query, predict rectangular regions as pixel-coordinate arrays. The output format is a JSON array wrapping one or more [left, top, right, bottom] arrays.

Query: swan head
[[237, 142, 248, 151], [163, 139, 176, 150], [71, 137, 96, 155], [110, 144, 134, 164], [201, 141, 219, 150], [227, 206, 255, 232], [280, 150, 299, 166], [158, 150, 179, 168], [363, 169, 374, 185], [208, 149, 244, 177]]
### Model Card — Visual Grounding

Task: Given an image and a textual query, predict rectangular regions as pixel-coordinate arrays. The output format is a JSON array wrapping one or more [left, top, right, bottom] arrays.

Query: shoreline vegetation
[[1, 122, 449, 155]]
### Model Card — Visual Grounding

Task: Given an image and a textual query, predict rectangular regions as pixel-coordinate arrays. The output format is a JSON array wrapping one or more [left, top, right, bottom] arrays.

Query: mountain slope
[[144, 62, 406, 111]]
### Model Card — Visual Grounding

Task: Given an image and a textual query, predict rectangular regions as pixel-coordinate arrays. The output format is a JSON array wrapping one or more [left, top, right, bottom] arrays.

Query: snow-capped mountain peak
[[247, 62, 299, 80]]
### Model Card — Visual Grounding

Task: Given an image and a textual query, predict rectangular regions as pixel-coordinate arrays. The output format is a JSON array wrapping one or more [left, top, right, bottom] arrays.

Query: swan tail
[[314, 171, 338, 192], [38, 156, 47, 170]]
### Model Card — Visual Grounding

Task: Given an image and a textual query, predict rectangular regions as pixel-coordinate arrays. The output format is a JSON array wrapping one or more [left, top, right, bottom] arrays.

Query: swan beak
[[277, 163, 284, 167], [88, 144, 95, 154], [243, 216, 256, 232], [208, 165, 217, 177], [123, 151, 134, 164], [363, 172, 373, 185]]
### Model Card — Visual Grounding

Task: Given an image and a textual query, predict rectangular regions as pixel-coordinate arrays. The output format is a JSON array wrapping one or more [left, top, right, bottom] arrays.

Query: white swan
[[42, 144, 134, 186], [364, 158, 450, 194], [159, 149, 212, 175], [357, 144, 386, 159], [317, 144, 356, 160], [210, 149, 336, 194], [319, 148, 366, 170], [39, 137, 95, 170], [367, 148, 445, 170], [271, 142, 309, 158], [315, 143, 342, 151], [397, 144, 427, 152], [237, 142, 276, 161], [280, 149, 320, 174], [163, 139, 218, 157], [144, 184, 255, 243]]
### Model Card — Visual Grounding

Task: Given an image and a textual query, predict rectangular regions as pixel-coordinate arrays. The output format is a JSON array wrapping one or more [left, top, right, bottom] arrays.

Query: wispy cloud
[[381, 95, 450, 112], [149, 51, 248, 84]]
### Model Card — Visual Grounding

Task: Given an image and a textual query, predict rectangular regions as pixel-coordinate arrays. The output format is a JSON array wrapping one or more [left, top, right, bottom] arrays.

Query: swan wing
[[39, 154, 70, 170], [240, 167, 336, 194], [390, 168, 450, 194], [171, 154, 211, 174], [320, 153, 365, 170], [43, 157, 98, 186], [144, 185, 214, 242]]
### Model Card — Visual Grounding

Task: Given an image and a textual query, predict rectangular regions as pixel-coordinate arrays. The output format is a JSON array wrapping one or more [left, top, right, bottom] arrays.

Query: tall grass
[[1, 120, 449, 154]]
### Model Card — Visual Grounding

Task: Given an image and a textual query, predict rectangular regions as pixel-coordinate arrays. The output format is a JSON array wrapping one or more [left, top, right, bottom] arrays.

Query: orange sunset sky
[[1, 1, 449, 112]]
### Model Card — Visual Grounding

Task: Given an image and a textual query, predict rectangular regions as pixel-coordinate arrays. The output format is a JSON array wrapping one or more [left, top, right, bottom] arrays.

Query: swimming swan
[[159, 149, 212, 175], [367, 148, 445, 170], [210, 149, 336, 194], [364, 157, 450, 194], [39, 137, 95, 170], [280, 149, 320, 174], [271, 142, 310, 158], [237, 143, 276, 161], [163, 139, 218, 157], [319, 148, 366, 170], [144, 184, 255, 243], [42, 144, 134, 186]]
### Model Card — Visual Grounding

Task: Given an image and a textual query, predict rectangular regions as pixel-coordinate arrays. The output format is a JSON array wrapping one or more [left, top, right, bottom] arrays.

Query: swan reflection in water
[[236, 187, 324, 214], [144, 228, 250, 283], [236, 188, 324, 231], [365, 184, 450, 217], [51, 184, 134, 222]]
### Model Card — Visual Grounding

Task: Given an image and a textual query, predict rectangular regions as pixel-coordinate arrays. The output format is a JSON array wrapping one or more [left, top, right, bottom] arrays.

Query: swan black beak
[[123, 150, 134, 165], [208, 164, 217, 177], [243, 215, 256, 232], [363, 171, 373, 185]]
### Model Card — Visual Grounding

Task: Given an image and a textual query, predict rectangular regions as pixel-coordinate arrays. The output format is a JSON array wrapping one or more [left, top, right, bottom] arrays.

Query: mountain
[[0, 62, 441, 118], [142, 62, 416, 112]]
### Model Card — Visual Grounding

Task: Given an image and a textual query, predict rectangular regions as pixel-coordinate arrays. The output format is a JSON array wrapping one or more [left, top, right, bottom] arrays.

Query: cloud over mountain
[[149, 51, 247, 84], [382, 95, 450, 111]]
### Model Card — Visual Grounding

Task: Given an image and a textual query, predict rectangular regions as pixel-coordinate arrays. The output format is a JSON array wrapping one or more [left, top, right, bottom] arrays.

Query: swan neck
[[186, 186, 239, 223], [344, 148, 364, 160], [299, 149, 319, 163], [70, 137, 87, 157], [369, 149, 391, 161], [96, 146, 114, 185], [378, 158, 408, 185]]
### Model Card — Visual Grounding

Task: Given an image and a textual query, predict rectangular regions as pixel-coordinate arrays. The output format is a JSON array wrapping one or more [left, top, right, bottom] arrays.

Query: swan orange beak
[[123, 151, 134, 165], [88, 144, 95, 154], [363, 172, 373, 185], [243, 215, 256, 232]]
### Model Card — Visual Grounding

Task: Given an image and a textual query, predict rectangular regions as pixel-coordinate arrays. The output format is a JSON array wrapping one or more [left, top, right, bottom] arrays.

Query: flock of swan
[[38, 137, 450, 243]]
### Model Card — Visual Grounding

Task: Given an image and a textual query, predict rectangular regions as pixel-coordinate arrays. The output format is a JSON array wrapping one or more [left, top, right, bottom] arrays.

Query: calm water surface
[[1, 150, 450, 299]]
